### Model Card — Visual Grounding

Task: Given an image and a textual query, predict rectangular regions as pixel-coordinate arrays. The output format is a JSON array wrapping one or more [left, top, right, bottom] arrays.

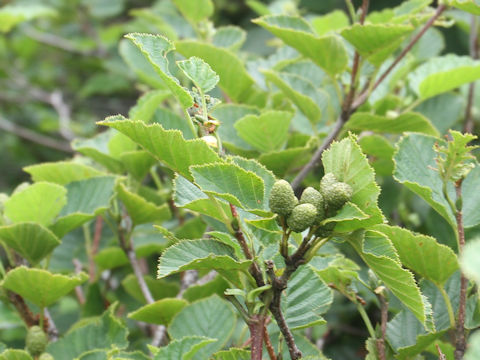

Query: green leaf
[[341, 24, 413, 66], [263, 70, 326, 124], [98, 119, 220, 181], [358, 134, 395, 176], [322, 135, 384, 231], [0, 4, 55, 33], [24, 162, 105, 185], [125, 33, 193, 108], [348, 230, 429, 327], [51, 176, 116, 238], [409, 55, 480, 99], [234, 111, 292, 152], [463, 166, 480, 228], [465, 331, 480, 360], [129, 90, 171, 122], [172, 0, 213, 22], [153, 336, 216, 360], [190, 163, 265, 213], [122, 275, 179, 303], [120, 151, 156, 181], [0, 222, 60, 265], [212, 26, 246, 51], [284, 265, 333, 330], [175, 41, 257, 103], [346, 112, 439, 136], [177, 56, 219, 93], [2, 266, 88, 308], [168, 296, 236, 360], [117, 183, 170, 226], [311, 10, 349, 36], [47, 305, 128, 359], [4, 182, 66, 226], [0, 350, 33, 360], [373, 224, 458, 285], [450, 0, 480, 15], [461, 238, 480, 285], [212, 348, 251, 360], [94, 247, 128, 270], [253, 15, 348, 75], [258, 146, 311, 177], [393, 133, 456, 228], [157, 239, 252, 279], [128, 298, 188, 325], [322, 202, 369, 225]]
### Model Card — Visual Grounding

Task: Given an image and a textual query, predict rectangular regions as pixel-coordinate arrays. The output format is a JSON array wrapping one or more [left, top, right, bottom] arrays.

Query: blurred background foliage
[[0, 0, 469, 192]]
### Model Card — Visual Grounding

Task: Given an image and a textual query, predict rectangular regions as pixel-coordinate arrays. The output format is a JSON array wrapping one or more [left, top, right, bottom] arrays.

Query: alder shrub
[[1, 0, 480, 359]]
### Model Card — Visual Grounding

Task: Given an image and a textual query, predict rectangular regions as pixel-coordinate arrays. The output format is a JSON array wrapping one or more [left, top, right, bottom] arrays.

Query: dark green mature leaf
[[253, 15, 348, 75], [4, 182, 66, 226], [234, 111, 292, 152], [153, 336, 216, 360], [191, 163, 265, 213], [125, 33, 193, 108], [175, 41, 258, 103], [122, 275, 179, 303], [348, 231, 429, 327], [47, 305, 128, 359], [168, 296, 236, 360], [258, 146, 312, 177], [341, 24, 413, 66], [346, 112, 439, 136], [128, 298, 188, 325], [117, 183, 170, 226], [373, 224, 458, 285], [408, 55, 480, 99], [393, 133, 456, 228], [98, 119, 220, 181], [284, 265, 333, 330], [24, 162, 105, 185], [2, 266, 88, 308], [322, 135, 384, 231], [177, 56, 219, 93], [157, 239, 252, 279], [0, 222, 60, 265]]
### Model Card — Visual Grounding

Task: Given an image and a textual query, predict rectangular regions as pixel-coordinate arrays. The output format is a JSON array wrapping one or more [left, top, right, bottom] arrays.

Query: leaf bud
[[26, 325, 48, 356], [269, 180, 298, 216], [286, 203, 317, 233]]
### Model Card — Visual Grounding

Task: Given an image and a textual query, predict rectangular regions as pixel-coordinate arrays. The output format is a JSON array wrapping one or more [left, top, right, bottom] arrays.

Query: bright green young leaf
[[0, 350, 33, 360], [175, 41, 258, 103], [212, 26, 246, 50], [311, 10, 349, 36], [393, 133, 456, 228], [322, 202, 369, 225], [94, 247, 128, 270], [125, 33, 193, 108], [51, 176, 116, 238], [157, 239, 252, 279], [153, 336, 216, 360], [348, 230, 429, 328], [212, 348, 251, 360], [253, 15, 348, 75], [47, 305, 128, 359], [24, 161, 104, 185], [172, 0, 213, 22], [284, 265, 333, 330], [263, 70, 326, 124], [373, 224, 458, 285], [341, 24, 414, 66], [117, 183, 171, 226], [234, 111, 292, 152], [177, 56, 219, 93], [4, 182, 66, 226], [409, 55, 480, 99], [129, 90, 171, 122], [322, 135, 384, 231], [168, 295, 236, 360], [0, 4, 55, 33], [128, 298, 188, 325], [98, 119, 221, 181], [450, 0, 480, 15], [1, 266, 88, 308], [0, 222, 60, 265], [465, 331, 480, 360], [190, 163, 265, 213], [346, 112, 439, 136]]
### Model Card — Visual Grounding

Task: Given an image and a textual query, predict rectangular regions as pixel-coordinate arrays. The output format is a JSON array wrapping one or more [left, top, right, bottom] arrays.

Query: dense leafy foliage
[[1, 0, 480, 360]]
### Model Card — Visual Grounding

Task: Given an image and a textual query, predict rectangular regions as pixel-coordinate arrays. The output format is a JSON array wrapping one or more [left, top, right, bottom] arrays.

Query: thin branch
[[89, 216, 103, 282], [249, 314, 266, 360], [73, 259, 86, 304], [375, 292, 388, 360], [455, 180, 467, 360], [43, 308, 59, 341], [0, 115, 73, 153], [263, 321, 277, 360], [7, 291, 38, 327], [464, 15, 479, 134]]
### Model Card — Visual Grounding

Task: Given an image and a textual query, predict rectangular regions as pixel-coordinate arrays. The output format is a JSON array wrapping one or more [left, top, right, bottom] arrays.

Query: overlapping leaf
[[153, 336, 216, 360], [128, 298, 188, 325], [24, 162, 104, 185]]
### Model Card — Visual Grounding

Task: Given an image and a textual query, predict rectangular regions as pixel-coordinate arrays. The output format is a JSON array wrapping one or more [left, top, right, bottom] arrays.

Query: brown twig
[[264, 320, 277, 360], [73, 259, 86, 305], [248, 314, 266, 360], [87, 216, 103, 282], [375, 292, 388, 360], [454, 180, 467, 360], [436, 344, 447, 360], [7, 291, 38, 327], [43, 308, 59, 341], [464, 14, 479, 134]]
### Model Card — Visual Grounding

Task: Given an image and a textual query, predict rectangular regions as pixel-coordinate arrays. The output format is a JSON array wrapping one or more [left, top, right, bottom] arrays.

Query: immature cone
[[319, 173, 338, 198], [39, 353, 54, 360], [269, 180, 298, 216], [300, 187, 325, 223], [26, 326, 48, 356], [286, 203, 317, 233], [324, 182, 353, 211]]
